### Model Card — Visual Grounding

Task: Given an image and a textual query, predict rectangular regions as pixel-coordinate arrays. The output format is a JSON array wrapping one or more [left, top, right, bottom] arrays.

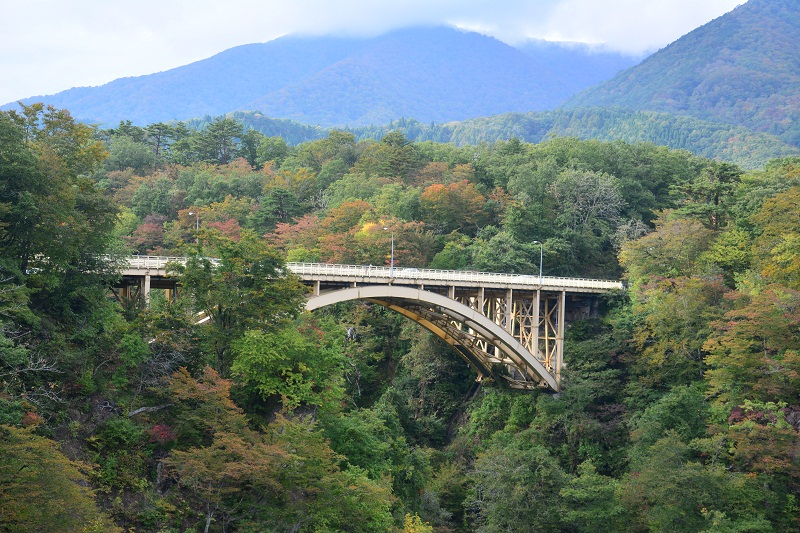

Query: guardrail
[[285, 262, 623, 290], [124, 256, 624, 291]]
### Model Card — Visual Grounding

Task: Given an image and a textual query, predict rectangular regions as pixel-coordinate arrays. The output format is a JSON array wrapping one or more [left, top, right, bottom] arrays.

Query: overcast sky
[[1, 0, 743, 105]]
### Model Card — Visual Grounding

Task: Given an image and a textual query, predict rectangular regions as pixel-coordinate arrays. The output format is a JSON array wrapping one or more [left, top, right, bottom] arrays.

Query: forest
[[1, 104, 799, 532], [192, 108, 800, 172]]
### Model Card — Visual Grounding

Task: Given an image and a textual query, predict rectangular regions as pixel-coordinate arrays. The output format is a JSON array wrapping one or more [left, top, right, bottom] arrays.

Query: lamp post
[[189, 211, 200, 244], [533, 240, 543, 286], [383, 227, 394, 277]]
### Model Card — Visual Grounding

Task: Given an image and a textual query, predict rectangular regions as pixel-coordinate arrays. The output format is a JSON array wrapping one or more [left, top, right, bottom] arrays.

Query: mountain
[[565, 0, 800, 146], [515, 40, 643, 90], [2, 27, 639, 127]]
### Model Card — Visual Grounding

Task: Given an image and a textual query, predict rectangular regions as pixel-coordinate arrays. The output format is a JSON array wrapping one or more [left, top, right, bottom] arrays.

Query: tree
[[256, 135, 289, 168], [195, 117, 242, 165], [0, 105, 118, 312], [560, 461, 626, 532], [470, 229, 541, 274], [548, 169, 624, 233], [672, 161, 742, 230], [231, 316, 345, 412], [0, 425, 121, 532], [172, 232, 306, 372], [704, 286, 800, 407], [620, 434, 772, 533], [251, 187, 303, 232], [239, 128, 264, 168], [630, 277, 727, 388], [165, 366, 395, 532], [104, 135, 154, 173], [144, 122, 174, 160], [165, 366, 284, 532], [466, 430, 566, 533], [419, 180, 487, 234], [620, 212, 715, 286], [750, 186, 800, 289]]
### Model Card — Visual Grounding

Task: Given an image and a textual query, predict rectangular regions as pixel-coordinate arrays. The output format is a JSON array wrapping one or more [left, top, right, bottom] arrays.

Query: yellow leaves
[[356, 221, 381, 238], [403, 513, 434, 533], [0, 425, 121, 532], [620, 211, 714, 285], [751, 186, 800, 289], [264, 167, 317, 202]]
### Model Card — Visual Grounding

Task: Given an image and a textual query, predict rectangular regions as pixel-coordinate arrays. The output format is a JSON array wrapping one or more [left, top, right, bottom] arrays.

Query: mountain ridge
[[2, 26, 639, 127]]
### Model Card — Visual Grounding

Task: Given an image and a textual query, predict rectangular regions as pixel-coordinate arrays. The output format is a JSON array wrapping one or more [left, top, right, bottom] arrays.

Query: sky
[[1, 0, 743, 105]]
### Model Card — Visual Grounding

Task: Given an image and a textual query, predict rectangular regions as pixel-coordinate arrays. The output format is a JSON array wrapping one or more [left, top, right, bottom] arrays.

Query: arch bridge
[[117, 257, 624, 391]]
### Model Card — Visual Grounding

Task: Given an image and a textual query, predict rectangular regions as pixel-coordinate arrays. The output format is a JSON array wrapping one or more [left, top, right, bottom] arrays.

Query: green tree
[[619, 212, 715, 286], [0, 425, 121, 532], [630, 277, 727, 388], [0, 105, 118, 320], [231, 316, 346, 412], [172, 231, 306, 372], [750, 186, 800, 289], [466, 429, 566, 532], [256, 135, 289, 168], [620, 434, 772, 533], [672, 161, 742, 230], [560, 461, 626, 532], [194, 117, 242, 165]]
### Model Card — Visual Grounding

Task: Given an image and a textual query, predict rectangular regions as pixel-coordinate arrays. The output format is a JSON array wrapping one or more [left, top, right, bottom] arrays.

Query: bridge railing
[[124, 256, 624, 291], [127, 256, 188, 270], [285, 262, 624, 290]]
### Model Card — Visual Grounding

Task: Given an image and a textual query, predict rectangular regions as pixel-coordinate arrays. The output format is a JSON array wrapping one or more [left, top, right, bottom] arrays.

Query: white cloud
[[540, 0, 742, 54]]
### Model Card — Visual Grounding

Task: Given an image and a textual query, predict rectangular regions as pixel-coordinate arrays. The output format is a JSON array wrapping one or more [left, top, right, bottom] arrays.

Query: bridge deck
[[120, 256, 624, 293]]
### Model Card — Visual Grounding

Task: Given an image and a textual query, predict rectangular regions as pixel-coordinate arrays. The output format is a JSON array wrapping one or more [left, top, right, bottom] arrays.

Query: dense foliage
[[2, 105, 800, 531], [184, 107, 800, 171]]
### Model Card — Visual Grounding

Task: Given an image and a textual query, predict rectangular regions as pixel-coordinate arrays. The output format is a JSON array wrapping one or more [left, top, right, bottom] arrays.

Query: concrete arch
[[306, 285, 558, 390]]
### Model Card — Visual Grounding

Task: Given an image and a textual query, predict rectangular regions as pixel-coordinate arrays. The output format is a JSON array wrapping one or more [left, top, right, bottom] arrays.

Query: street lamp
[[383, 227, 394, 277], [533, 240, 543, 286], [189, 211, 200, 243]]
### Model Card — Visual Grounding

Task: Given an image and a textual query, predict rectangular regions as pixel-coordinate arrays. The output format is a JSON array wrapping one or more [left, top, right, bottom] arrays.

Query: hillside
[[2, 27, 638, 127], [565, 0, 800, 146], [228, 107, 796, 169], [3, 105, 800, 531]]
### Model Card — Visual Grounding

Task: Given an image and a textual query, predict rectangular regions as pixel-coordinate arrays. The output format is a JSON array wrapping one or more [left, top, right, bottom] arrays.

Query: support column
[[448, 285, 455, 300], [556, 290, 566, 388], [313, 280, 320, 296], [505, 288, 513, 333], [141, 274, 151, 306], [533, 289, 541, 361]]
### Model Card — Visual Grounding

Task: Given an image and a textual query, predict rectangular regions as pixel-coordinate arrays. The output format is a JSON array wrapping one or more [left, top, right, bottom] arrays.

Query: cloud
[[539, 0, 742, 54]]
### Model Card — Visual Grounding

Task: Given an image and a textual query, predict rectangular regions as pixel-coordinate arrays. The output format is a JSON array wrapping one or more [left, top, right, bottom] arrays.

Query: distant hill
[[2, 27, 638, 127], [218, 107, 798, 170], [565, 0, 800, 146]]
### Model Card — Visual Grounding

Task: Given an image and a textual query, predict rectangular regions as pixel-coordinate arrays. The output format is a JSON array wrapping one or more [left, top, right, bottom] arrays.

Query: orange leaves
[[419, 179, 487, 234]]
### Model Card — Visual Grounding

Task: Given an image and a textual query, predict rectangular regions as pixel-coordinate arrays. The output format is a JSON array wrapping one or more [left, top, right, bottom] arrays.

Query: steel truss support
[[306, 285, 569, 390]]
